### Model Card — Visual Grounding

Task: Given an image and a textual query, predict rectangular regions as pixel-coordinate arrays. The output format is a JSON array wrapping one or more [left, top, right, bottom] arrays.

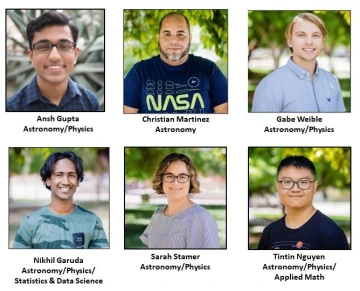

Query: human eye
[[282, 180, 292, 185], [58, 41, 73, 51], [177, 33, 185, 38], [54, 173, 62, 178], [69, 173, 77, 179], [299, 180, 310, 186], [35, 42, 51, 51], [178, 174, 189, 182]]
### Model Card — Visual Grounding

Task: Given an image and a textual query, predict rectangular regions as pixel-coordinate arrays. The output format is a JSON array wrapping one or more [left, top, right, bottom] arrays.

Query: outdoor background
[[8, 147, 109, 248], [248, 147, 351, 249], [124, 147, 226, 249], [6, 9, 105, 110], [248, 10, 351, 112], [124, 9, 228, 78]]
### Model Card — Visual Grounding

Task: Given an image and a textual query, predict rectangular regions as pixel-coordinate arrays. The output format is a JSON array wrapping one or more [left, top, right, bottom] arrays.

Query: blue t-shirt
[[124, 54, 228, 113], [251, 58, 346, 112], [7, 76, 100, 112], [257, 210, 349, 250]]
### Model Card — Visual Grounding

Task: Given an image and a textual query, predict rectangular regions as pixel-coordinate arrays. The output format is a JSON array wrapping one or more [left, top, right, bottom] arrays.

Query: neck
[[48, 198, 75, 215], [37, 76, 68, 106], [284, 206, 316, 229], [165, 197, 194, 216]]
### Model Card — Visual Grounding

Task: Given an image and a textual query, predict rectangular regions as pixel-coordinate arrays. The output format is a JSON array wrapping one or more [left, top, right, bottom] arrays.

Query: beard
[[159, 40, 191, 62]]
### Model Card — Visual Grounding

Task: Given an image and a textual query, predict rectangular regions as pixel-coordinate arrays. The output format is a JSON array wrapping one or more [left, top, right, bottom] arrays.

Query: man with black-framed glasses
[[258, 155, 349, 250], [7, 10, 100, 111]]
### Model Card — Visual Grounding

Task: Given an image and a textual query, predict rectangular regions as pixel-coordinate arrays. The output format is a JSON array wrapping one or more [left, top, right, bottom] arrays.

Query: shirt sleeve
[[209, 64, 228, 107], [257, 227, 270, 250], [322, 226, 349, 250], [88, 217, 109, 248], [185, 211, 220, 248], [335, 77, 346, 112], [124, 65, 142, 109], [251, 78, 283, 112], [12, 217, 33, 248]]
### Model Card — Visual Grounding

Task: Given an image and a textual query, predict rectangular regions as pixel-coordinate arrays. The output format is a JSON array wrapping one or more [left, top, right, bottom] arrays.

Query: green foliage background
[[249, 147, 351, 195], [124, 9, 228, 77], [6, 9, 105, 110], [125, 147, 226, 180], [9, 147, 108, 176]]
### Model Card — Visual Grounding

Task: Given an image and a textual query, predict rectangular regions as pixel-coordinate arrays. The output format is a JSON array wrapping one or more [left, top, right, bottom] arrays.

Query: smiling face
[[162, 160, 191, 200], [28, 25, 79, 90], [287, 18, 324, 68], [158, 14, 192, 65], [277, 166, 318, 211], [46, 158, 78, 202]]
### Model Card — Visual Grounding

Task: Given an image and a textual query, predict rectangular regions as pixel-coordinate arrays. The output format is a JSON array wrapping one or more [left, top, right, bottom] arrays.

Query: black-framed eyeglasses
[[277, 180, 316, 190], [162, 174, 190, 183], [31, 41, 76, 54]]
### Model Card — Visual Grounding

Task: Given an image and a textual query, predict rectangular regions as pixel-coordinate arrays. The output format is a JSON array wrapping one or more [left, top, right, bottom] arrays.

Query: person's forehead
[[165, 160, 189, 173], [278, 165, 313, 178], [53, 158, 76, 172], [293, 18, 321, 33], [161, 15, 188, 32], [32, 25, 73, 43]]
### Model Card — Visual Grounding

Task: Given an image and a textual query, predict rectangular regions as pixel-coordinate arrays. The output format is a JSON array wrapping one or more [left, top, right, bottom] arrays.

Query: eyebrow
[[163, 172, 189, 175], [34, 38, 73, 43], [162, 30, 186, 33], [280, 176, 312, 180]]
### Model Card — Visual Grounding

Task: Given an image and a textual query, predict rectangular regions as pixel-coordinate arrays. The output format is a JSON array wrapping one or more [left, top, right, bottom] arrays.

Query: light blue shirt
[[251, 58, 346, 112]]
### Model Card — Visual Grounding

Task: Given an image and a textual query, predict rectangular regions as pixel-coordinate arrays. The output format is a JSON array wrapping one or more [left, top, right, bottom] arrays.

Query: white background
[[1, 0, 356, 290]]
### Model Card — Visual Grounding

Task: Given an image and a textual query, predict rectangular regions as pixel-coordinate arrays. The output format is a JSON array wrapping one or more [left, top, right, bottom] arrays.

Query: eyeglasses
[[277, 180, 316, 190], [31, 41, 76, 54], [162, 174, 190, 183]]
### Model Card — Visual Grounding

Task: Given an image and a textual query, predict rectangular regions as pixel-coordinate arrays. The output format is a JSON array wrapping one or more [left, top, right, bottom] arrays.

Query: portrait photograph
[[9, 147, 109, 249], [6, 9, 105, 112], [248, 10, 350, 113], [123, 9, 228, 114], [248, 147, 351, 250], [124, 147, 227, 249]]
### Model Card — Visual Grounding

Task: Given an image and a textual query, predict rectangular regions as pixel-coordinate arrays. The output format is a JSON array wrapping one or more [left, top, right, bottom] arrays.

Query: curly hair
[[152, 153, 200, 194]]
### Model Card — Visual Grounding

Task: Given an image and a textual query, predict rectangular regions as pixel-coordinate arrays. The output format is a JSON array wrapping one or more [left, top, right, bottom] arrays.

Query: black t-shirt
[[257, 210, 349, 250]]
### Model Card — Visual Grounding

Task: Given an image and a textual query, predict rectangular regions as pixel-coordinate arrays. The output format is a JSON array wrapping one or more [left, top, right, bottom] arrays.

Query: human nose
[[291, 182, 301, 190], [62, 175, 70, 185], [169, 35, 179, 44], [48, 45, 61, 60], [305, 36, 313, 44]]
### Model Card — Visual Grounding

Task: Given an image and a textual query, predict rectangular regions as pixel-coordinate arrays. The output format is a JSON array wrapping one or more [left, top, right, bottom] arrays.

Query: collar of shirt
[[25, 75, 82, 108], [286, 57, 320, 80]]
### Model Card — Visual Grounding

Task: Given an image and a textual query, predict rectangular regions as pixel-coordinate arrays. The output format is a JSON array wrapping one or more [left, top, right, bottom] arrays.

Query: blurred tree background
[[248, 10, 351, 112], [249, 147, 351, 249], [6, 9, 105, 110], [125, 147, 227, 249], [9, 147, 109, 248], [124, 9, 228, 77]]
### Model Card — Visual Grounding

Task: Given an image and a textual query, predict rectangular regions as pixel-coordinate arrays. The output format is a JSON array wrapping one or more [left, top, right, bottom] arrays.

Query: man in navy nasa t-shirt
[[124, 12, 228, 114]]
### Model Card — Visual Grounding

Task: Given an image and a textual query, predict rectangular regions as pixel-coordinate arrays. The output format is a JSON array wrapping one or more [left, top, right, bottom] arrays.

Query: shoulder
[[133, 56, 160, 68], [317, 68, 340, 81], [259, 65, 290, 85], [76, 205, 101, 219], [69, 79, 100, 108], [21, 206, 48, 224], [6, 87, 28, 111], [181, 205, 214, 221], [262, 217, 284, 233], [312, 211, 341, 229]]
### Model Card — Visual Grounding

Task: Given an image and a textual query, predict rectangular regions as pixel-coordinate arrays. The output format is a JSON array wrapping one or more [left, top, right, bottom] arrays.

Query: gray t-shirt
[[140, 204, 220, 248]]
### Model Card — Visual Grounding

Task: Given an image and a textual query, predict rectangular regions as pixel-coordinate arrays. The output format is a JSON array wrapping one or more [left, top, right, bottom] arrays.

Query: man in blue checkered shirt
[[7, 11, 100, 111]]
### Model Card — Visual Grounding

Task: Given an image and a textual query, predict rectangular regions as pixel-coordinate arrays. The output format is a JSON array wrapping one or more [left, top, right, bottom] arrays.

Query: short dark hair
[[40, 151, 84, 190], [27, 10, 79, 49], [277, 155, 316, 178], [158, 12, 190, 34], [152, 153, 200, 194]]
